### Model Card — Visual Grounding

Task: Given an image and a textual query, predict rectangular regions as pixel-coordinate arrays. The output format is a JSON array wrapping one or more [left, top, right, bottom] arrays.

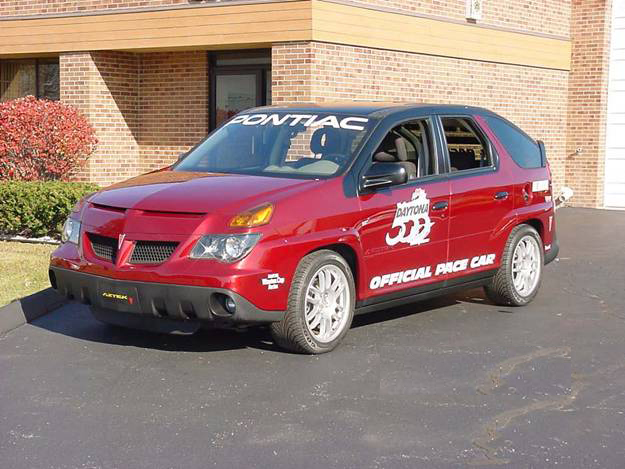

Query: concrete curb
[[0, 288, 67, 335]]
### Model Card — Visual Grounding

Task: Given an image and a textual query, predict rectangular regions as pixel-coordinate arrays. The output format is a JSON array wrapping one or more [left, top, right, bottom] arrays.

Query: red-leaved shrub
[[0, 96, 98, 181]]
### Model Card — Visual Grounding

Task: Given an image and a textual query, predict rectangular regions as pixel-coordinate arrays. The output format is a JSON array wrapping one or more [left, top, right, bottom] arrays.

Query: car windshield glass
[[175, 112, 377, 179]]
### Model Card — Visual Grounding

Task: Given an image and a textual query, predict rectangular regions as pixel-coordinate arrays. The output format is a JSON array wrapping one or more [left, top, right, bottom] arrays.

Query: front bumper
[[50, 267, 285, 332]]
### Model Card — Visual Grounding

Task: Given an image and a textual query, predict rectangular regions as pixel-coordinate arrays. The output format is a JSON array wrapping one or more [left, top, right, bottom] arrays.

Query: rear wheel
[[270, 250, 355, 354], [484, 224, 544, 306]]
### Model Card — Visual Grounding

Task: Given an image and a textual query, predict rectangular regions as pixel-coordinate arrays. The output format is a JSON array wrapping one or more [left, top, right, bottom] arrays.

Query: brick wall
[[1, 0, 571, 38], [337, 1, 570, 37], [0, 0, 188, 16], [60, 51, 140, 185], [272, 41, 569, 193], [60, 50, 207, 185], [565, 0, 612, 208], [138, 51, 208, 174]]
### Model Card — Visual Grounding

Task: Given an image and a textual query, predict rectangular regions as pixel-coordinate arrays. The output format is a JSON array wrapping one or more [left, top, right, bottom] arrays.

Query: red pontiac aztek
[[50, 103, 558, 354]]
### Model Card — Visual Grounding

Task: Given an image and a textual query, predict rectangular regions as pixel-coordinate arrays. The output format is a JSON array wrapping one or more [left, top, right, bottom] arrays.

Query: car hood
[[90, 171, 318, 214]]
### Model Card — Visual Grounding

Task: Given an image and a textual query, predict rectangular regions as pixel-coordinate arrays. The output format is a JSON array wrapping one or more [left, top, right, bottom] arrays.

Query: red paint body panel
[[50, 105, 556, 318], [358, 179, 450, 297]]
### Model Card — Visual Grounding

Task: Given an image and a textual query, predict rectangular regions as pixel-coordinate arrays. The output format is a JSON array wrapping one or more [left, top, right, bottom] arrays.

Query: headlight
[[189, 234, 261, 263], [61, 218, 81, 244]]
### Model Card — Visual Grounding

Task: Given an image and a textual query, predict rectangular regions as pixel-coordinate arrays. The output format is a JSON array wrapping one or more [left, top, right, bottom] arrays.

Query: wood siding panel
[[0, 1, 313, 55], [311, 1, 572, 70], [0, 0, 570, 71]]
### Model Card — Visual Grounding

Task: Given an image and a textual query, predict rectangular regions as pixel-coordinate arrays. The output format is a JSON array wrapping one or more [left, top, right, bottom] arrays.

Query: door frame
[[432, 113, 500, 178], [208, 50, 271, 131]]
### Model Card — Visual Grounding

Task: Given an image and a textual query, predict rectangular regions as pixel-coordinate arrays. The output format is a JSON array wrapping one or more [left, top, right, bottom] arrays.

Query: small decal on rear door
[[386, 189, 434, 247]]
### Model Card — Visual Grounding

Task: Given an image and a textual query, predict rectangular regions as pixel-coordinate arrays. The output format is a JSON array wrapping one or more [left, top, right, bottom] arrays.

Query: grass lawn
[[0, 241, 57, 307]]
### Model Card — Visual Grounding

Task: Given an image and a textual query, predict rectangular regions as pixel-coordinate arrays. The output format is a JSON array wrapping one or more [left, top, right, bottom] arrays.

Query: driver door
[[357, 119, 450, 299]]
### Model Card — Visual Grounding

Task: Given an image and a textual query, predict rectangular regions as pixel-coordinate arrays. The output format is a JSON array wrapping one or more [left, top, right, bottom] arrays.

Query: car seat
[[310, 128, 343, 158], [373, 134, 417, 180]]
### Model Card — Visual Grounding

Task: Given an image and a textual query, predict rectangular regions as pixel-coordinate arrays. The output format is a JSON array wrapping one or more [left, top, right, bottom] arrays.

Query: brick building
[[0, 0, 620, 208]]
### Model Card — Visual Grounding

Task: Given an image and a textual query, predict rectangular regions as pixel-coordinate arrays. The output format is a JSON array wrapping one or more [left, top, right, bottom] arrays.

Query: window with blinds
[[0, 58, 60, 102]]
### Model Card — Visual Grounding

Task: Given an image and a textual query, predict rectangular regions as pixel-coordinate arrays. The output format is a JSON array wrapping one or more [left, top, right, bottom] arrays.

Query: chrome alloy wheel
[[512, 235, 541, 297], [304, 265, 351, 344]]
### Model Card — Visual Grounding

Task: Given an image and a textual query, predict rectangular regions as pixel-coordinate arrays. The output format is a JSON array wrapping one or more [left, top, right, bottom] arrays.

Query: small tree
[[0, 96, 98, 181]]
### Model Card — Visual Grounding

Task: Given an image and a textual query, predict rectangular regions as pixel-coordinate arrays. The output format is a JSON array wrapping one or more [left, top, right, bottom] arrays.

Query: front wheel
[[484, 224, 544, 306], [270, 250, 355, 354]]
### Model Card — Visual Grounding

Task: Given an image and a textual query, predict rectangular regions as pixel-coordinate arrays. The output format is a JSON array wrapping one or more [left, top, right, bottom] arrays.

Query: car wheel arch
[[308, 243, 359, 293], [520, 218, 544, 240]]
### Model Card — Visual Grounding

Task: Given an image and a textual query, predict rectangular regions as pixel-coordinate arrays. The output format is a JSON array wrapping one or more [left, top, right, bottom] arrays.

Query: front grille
[[129, 241, 179, 265], [88, 233, 117, 262]]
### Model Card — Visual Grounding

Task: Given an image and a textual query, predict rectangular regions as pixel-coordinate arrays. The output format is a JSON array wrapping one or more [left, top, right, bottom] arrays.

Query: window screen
[[0, 60, 36, 101], [484, 116, 542, 168], [441, 117, 492, 172]]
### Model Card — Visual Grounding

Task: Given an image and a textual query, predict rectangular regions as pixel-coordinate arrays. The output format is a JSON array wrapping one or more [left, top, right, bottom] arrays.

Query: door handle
[[494, 191, 509, 200], [432, 201, 448, 211]]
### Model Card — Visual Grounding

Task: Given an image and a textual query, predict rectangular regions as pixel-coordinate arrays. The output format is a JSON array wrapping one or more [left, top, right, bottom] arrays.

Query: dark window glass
[[485, 116, 542, 168], [0, 58, 60, 102], [441, 117, 492, 172], [38, 60, 60, 101]]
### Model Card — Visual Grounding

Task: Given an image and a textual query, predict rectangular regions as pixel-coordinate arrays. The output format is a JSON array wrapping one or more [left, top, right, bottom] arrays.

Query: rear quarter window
[[484, 116, 543, 169]]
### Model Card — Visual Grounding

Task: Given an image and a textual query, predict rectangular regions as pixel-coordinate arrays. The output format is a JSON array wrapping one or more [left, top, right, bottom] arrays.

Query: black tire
[[270, 250, 356, 354], [484, 224, 544, 306]]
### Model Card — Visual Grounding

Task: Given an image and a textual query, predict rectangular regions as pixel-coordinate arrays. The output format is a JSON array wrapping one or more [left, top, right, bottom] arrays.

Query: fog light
[[224, 297, 236, 314]]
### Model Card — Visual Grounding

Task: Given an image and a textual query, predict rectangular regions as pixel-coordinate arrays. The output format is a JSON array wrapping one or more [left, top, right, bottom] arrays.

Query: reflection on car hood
[[90, 171, 317, 213]]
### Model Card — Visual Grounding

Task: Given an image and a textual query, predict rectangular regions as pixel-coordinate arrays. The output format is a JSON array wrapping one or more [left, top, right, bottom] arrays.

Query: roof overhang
[[0, 0, 571, 71]]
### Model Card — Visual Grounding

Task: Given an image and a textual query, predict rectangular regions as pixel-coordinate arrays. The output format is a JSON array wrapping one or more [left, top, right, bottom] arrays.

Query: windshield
[[175, 112, 376, 179]]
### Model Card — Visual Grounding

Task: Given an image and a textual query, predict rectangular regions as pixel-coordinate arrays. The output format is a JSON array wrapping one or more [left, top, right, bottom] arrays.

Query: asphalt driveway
[[1, 207, 625, 468]]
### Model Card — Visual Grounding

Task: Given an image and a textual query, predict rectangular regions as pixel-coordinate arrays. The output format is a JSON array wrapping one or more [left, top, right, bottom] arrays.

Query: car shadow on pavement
[[351, 287, 498, 328], [31, 289, 493, 353], [351, 296, 459, 328], [30, 304, 278, 353]]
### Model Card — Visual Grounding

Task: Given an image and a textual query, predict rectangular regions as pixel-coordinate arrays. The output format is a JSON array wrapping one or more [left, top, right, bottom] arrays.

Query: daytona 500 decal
[[370, 253, 496, 290], [386, 189, 434, 247]]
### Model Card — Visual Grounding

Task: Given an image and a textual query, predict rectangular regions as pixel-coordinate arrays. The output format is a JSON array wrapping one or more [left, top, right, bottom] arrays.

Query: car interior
[[266, 126, 349, 175], [373, 120, 434, 180], [441, 117, 491, 171]]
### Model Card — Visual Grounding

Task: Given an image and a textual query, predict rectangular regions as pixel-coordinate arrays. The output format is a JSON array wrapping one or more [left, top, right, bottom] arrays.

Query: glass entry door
[[214, 70, 261, 128], [210, 51, 271, 130]]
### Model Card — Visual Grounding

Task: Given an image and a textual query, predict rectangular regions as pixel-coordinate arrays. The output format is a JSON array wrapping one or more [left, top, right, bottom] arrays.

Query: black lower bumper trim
[[544, 235, 559, 265], [49, 267, 285, 331]]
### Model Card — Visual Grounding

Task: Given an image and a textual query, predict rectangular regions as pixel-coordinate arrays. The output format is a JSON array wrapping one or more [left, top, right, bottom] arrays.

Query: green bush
[[0, 181, 99, 238]]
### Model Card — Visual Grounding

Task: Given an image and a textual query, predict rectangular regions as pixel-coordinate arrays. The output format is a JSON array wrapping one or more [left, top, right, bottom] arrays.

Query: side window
[[484, 116, 542, 168], [372, 119, 436, 180], [441, 117, 492, 172]]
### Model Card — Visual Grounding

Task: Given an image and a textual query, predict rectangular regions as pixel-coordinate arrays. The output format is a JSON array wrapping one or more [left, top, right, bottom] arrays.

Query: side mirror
[[361, 162, 407, 191]]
